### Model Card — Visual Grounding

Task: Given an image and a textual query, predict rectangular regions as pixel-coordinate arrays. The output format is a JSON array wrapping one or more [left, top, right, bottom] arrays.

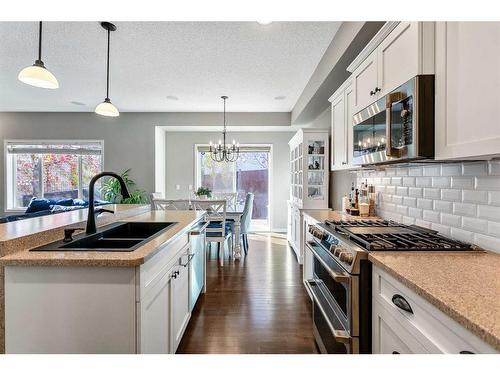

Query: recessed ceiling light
[[166, 95, 179, 101], [257, 21, 272, 25], [70, 101, 86, 106], [274, 95, 286, 100]]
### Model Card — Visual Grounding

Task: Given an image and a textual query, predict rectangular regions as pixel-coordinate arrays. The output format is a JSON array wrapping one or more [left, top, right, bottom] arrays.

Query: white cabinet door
[[139, 268, 173, 354], [171, 262, 191, 352], [377, 22, 419, 97], [352, 50, 378, 112], [435, 22, 500, 160], [344, 83, 355, 166], [331, 90, 346, 170]]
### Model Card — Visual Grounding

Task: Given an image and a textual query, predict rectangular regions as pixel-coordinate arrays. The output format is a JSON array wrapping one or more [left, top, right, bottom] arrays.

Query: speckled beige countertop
[[0, 205, 202, 353], [369, 252, 500, 351], [302, 209, 379, 222]]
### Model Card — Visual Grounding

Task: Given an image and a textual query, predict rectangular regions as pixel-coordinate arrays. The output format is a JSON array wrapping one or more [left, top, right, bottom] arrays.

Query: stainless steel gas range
[[304, 219, 477, 354]]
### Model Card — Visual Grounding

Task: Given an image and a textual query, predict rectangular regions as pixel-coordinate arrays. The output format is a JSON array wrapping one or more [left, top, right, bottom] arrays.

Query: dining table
[[226, 209, 244, 259]]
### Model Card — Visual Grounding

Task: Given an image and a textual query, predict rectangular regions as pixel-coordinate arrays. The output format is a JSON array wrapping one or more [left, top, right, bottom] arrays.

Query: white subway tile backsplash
[[417, 198, 433, 210], [396, 186, 408, 196], [476, 177, 500, 191], [423, 165, 441, 176], [488, 191, 500, 206], [477, 205, 500, 221], [441, 213, 461, 227], [489, 161, 500, 176], [408, 167, 423, 176], [423, 210, 440, 223], [408, 207, 423, 219], [416, 177, 432, 187], [453, 202, 477, 216], [462, 190, 488, 204], [423, 188, 440, 199], [488, 221, 500, 237], [462, 217, 488, 234], [403, 197, 417, 207], [462, 162, 488, 176], [441, 189, 461, 202], [441, 164, 461, 176], [433, 200, 453, 213], [474, 234, 500, 254], [432, 177, 451, 188], [392, 195, 403, 205], [356, 161, 500, 252], [402, 177, 416, 187], [391, 177, 402, 186], [450, 227, 474, 243], [451, 177, 474, 189], [408, 187, 423, 197]]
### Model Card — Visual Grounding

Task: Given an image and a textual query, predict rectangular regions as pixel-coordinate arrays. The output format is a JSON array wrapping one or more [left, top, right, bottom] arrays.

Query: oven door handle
[[306, 242, 351, 284], [305, 279, 351, 345]]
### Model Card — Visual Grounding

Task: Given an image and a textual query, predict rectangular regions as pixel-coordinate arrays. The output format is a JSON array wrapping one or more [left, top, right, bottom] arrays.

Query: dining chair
[[151, 198, 190, 210], [213, 192, 238, 211], [239, 193, 254, 255], [191, 199, 232, 266]]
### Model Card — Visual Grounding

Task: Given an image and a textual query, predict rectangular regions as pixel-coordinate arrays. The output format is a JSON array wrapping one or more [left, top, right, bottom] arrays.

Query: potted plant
[[100, 169, 147, 204], [195, 186, 212, 199]]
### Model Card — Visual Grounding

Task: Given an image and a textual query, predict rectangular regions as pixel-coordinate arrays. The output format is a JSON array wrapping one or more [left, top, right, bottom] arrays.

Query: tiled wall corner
[[357, 161, 500, 254]]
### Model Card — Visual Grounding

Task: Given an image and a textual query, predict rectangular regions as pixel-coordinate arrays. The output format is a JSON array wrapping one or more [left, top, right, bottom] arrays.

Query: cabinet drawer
[[139, 233, 189, 293], [373, 266, 496, 353], [373, 299, 428, 354]]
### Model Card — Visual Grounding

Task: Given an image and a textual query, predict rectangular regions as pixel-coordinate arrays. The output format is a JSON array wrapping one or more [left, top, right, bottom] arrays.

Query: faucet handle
[[63, 227, 84, 242], [94, 208, 114, 216]]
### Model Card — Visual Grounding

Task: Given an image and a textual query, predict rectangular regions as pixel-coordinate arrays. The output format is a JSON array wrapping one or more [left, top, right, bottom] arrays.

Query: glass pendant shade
[[95, 98, 119, 117], [18, 63, 59, 89]]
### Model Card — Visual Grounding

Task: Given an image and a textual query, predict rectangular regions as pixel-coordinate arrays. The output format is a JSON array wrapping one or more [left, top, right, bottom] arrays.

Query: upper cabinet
[[329, 79, 355, 171], [348, 22, 435, 113], [435, 22, 500, 160]]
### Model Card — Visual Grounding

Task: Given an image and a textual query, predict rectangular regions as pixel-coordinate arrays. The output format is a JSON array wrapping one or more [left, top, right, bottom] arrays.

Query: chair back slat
[[151, 198, 190, 211], [191, 199, 227, 237], [212, 192, 237, 211]]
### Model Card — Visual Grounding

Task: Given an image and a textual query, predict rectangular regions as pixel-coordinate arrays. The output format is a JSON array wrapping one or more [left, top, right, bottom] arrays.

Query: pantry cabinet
[[348, 22, 435, 113], [287, 129, 329, 264], [372, 266, 497, 354], [435, 22, 500, 160], [329, 78, 355, 170]]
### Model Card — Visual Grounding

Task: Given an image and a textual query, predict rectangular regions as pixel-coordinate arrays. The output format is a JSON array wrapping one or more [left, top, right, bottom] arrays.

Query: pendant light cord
[[106, 28, 110, 99], [38, 21, 42, 62]]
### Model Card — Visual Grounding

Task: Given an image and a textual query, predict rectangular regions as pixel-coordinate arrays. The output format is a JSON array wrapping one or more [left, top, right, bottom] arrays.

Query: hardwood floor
[[177, 233, 318, 354]]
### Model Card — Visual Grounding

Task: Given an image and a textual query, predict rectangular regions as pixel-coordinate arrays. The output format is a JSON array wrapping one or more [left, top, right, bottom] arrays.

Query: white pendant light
[[95, 22, 119, 117], [18, 22, 59, 89]]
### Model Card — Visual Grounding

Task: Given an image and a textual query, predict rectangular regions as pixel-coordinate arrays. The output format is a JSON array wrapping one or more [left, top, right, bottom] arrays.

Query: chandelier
[[209, 96, 240, 162]]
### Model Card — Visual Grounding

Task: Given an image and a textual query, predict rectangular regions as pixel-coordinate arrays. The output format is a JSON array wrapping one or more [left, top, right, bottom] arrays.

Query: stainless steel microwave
[[352, 75, 435, 166]]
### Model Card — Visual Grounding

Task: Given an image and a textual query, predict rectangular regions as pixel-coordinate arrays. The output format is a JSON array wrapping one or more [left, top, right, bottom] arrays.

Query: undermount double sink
[[32, 221, 177, 252]]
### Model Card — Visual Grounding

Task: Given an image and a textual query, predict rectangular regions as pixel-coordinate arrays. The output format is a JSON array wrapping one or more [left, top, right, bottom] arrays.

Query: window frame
[[4, 139, 105, 212], [194, 143, 273, 230]]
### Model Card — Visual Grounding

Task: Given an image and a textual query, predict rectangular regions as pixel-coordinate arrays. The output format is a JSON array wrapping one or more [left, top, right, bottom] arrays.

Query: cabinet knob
[[392, 351, 400, 354], [341, 161, 347, 165], [459, 350, 474, 354], [370, 90, 375, 96], [375, 87, 381, 93], [392, 294, 413, 314]]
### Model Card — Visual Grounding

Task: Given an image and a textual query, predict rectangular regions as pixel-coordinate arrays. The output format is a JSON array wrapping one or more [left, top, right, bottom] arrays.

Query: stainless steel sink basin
[[31, 221, 177, 252]]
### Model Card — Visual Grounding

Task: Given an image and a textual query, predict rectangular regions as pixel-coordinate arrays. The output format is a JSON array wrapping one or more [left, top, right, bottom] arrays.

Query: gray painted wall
[[164, 131, 294, 231], [0, 112, 291, 215]]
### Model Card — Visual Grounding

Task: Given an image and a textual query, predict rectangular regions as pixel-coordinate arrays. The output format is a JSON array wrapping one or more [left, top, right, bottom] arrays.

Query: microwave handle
[[385, 92, 407, 158]]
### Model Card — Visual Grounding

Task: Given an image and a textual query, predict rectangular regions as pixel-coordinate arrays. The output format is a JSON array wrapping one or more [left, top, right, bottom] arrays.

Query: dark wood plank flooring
[[177, 233, 318, 354]]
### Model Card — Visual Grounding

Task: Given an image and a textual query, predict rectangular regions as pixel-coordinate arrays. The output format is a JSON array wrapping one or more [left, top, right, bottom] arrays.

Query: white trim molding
[[347, 21, 400, 73]]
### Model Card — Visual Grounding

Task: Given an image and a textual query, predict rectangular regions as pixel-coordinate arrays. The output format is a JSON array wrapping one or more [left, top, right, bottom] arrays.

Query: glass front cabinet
[[289, 129, 329, 209]]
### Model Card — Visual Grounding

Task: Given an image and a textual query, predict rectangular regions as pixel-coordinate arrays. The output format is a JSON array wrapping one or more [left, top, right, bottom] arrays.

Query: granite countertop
[[0, 209, 204, 267], [369, 251, 500, 351], [302, 209, 379, 222]]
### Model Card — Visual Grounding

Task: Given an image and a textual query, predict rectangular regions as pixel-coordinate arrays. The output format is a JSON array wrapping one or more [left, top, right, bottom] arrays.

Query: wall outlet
[[188, 184, 193, 191], [175, 184, 180, 191]]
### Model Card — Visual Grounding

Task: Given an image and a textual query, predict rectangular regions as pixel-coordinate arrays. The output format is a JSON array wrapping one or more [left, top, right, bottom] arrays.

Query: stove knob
[[340, 252, 354, 265], [333, 246, 345, 257]]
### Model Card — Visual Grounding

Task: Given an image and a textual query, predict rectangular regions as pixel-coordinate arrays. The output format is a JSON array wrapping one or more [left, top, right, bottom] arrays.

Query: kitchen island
[[0, 207, 205, 354]]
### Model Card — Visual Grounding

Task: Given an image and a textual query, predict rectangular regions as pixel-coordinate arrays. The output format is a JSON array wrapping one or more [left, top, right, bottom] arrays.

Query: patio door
[[196, 145, 271, 231]]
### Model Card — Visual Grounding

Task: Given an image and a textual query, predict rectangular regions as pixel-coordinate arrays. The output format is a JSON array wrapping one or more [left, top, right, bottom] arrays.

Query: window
[[5, 141, 103, 210], [196, 145, 271, 231]]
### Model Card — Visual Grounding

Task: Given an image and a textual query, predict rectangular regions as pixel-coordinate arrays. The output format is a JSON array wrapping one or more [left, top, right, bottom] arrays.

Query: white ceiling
[[0, 22, 340, 112]]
